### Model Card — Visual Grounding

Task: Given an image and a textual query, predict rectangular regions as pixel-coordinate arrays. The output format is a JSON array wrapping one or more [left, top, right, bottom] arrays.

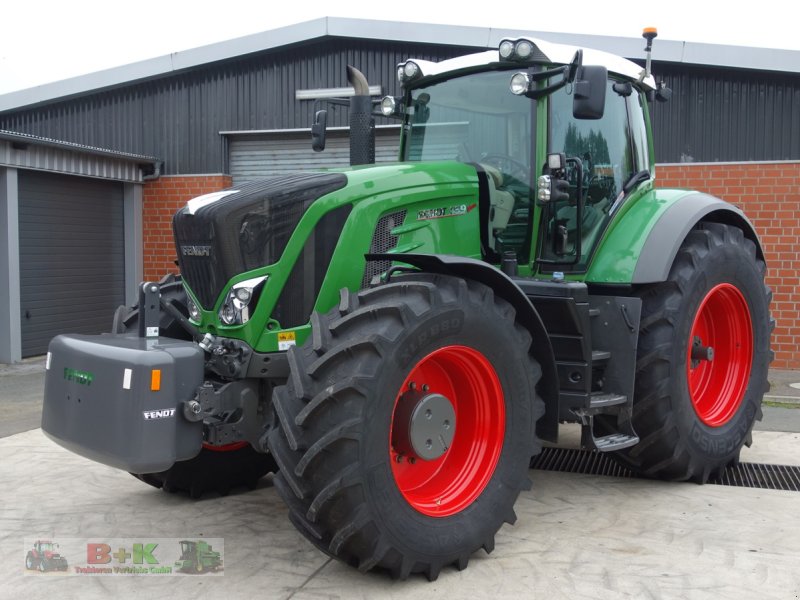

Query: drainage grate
[[530, 447, 800, 491]]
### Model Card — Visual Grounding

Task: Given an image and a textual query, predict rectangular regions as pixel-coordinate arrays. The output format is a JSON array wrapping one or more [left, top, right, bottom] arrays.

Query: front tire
[[123, 274, 277, 497], [268, 274, 543, 579], [611, 223, 772, 482]]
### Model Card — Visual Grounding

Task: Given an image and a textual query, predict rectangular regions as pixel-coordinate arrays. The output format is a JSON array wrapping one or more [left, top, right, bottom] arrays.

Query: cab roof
[[405, 37, 656, 90]]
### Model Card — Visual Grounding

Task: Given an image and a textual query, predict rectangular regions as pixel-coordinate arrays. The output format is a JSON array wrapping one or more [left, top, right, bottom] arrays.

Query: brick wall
[[142, 165, 800, 368], [142, 174, 232, 282], [657, 162, 800, 369]]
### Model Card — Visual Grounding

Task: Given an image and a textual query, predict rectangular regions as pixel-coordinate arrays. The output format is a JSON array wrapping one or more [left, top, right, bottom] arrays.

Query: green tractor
[[174, 540, 222, 573], [42, 29, 772, 580]]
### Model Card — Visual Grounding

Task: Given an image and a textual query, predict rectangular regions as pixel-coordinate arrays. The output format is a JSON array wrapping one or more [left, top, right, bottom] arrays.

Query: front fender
[[586, 190, 763, 285]]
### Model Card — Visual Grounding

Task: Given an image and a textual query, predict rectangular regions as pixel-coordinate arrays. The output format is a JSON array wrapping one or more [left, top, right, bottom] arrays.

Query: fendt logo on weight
[[64, 368, 93, 386], [143, 409, 176, 420]]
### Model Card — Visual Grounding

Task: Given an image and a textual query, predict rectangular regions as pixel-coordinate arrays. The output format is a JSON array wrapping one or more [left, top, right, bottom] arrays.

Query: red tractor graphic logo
[[26, 540, 69, 572]]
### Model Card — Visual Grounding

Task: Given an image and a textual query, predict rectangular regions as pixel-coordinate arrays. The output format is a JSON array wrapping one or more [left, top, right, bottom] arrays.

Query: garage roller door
[[229, 128, 400, 185], [18, 171, 125, 357]]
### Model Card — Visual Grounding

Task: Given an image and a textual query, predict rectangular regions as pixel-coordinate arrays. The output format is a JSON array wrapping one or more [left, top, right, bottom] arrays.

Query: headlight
[[183, 284, 202, 323], [218, 275, 267, 325], [187, 296, 201, 322]]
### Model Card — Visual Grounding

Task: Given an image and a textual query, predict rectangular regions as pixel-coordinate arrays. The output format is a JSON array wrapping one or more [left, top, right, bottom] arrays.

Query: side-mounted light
[[509, 72, 531, 96], [537, 175, 552, 203], [218, 275, 268, 326], [380, 95, 400, 117]]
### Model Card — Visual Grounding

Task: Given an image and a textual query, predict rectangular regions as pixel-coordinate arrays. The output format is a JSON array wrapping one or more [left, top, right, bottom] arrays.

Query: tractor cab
[[384, 37, 655, 276]]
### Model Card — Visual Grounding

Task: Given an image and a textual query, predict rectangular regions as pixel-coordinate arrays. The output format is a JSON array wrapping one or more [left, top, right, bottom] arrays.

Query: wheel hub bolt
[[691, 336, 714, 362]]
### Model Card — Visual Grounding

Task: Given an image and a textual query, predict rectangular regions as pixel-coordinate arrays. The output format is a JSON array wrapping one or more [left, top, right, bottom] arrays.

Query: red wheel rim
[[389, 345, 505, 517], [686, 283, 753, 426], [202, 441, 248, 452]]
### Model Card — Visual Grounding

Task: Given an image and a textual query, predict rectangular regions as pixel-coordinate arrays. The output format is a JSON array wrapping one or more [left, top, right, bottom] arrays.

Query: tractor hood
[[174, 161, 482, 314]]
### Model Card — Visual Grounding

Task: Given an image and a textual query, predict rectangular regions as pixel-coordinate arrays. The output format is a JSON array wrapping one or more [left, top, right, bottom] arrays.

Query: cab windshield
[[403, 69, 535, 258], [404, 70, 532, 180]]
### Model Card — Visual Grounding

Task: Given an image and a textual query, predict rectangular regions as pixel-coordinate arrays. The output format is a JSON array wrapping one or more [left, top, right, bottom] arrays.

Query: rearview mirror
[[311, 109, 328, 152], [572, 66, 607, 120]]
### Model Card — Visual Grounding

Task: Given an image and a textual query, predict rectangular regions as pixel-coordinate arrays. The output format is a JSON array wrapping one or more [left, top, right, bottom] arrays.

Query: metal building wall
[[0, 39, 475, 174], [1, 42, 798, 171], [650, 62, 800, 163]]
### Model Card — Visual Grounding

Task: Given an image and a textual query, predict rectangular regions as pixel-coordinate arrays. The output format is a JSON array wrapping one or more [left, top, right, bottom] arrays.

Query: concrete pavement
[[2, 359, 800, 598], [2, 427, 799, 599]]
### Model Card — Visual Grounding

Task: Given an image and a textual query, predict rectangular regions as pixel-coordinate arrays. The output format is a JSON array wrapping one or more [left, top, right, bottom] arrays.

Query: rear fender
[[586, 190, 763, 284]]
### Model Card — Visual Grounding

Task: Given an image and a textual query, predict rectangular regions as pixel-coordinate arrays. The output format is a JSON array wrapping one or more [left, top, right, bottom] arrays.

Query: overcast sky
[[1, 0, 797, 95]]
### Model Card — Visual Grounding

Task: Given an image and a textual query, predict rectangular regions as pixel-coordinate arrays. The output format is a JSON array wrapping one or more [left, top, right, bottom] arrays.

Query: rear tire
[[268, 274, 543, 579], [610, 223, 772, 482], [123, 274, 277, 497]]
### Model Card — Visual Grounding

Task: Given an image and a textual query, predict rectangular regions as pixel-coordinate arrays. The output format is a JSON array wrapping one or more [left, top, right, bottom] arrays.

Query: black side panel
[[18, 171, 125, 357], [272, 204, 353, 329], [173, 173, 347, 309]]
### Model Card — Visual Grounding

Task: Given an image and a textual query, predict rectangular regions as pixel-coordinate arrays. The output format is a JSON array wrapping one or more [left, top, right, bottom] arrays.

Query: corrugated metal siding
[[1, 41, 798, 170], [0, 39, 474, 175], [229, 128, 400, 184], [0, 140, 144, 182], [18, 170, 125, 356], [650, 63, 800, 162]]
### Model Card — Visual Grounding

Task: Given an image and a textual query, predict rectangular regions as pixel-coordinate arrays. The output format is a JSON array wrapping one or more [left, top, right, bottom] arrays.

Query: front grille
[[530, 447, 800, 491], [173, 173, 347, 309], [361, 210, 407, 288]]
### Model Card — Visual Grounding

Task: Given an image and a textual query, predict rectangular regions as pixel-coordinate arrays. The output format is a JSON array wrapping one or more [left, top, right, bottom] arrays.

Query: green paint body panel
[[186, 161, 485, 352], [584, 185, 695, 284], [184, 162, 708, 350]]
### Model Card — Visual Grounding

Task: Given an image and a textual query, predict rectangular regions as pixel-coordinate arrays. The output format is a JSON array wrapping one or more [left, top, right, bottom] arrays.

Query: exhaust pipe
[[347, 65, 375, 166]]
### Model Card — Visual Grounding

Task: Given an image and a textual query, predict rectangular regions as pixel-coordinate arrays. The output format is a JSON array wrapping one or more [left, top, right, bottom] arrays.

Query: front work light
[[498, 38, 543, 62], [516, 40, 534, 59], [398, 61, 422, 85], [499, 40, 515, 59]]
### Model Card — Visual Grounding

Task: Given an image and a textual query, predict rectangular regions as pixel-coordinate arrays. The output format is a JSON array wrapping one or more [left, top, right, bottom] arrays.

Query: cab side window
[[542, 78, 642, 268]]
